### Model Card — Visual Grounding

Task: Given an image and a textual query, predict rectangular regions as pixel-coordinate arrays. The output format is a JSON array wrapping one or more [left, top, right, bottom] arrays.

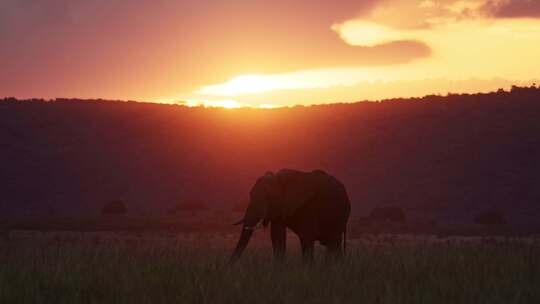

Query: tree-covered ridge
[[1, 85, 539, 232]]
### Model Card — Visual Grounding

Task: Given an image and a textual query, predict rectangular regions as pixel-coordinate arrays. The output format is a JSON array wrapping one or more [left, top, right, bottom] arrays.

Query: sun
[[155, 96, 283, 109], [184, 99, 244, 108]]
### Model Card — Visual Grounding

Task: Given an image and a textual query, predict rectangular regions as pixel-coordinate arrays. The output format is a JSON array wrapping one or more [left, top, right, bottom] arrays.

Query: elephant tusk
[[242, 221, 264, 231], [253, 221, 264, 230], [233, 218, 245, 225]]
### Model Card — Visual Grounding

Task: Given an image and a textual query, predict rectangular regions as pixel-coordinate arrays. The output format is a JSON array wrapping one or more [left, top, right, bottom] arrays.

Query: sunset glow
[[197, 75, 312, 96], [2, 0, 540, 107], [192, 2, 540, 107], [196, 71, 369, 97]]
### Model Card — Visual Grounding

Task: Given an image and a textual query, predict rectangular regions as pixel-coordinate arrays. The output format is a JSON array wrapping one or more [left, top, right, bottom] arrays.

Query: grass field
[[0, 232, 539, 304]]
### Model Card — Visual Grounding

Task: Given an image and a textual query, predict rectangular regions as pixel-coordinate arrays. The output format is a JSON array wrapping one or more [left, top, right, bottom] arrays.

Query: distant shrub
[[474, 209, 506, 226], [102, 200, 128, 215], [46, 205, 56, 216]]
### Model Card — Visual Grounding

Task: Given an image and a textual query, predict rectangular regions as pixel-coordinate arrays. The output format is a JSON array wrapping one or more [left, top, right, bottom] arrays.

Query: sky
[[1, 0, 539, 107]]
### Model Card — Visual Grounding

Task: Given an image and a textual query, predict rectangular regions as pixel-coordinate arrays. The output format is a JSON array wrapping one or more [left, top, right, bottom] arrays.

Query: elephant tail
[[343, 225, 347, 255]]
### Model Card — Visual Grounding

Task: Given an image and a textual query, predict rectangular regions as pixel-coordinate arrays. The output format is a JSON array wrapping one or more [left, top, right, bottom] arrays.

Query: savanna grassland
[[1, 231, 539, 304]]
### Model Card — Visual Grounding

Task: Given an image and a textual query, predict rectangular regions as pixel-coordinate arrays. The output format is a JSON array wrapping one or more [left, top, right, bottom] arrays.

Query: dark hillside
[[1, 86, 540, 231]]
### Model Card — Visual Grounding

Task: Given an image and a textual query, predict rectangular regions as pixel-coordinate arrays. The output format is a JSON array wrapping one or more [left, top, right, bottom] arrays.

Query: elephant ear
[[276, 170, 315, 219]]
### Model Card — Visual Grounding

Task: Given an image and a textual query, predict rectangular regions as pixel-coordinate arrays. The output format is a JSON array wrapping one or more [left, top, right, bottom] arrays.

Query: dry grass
[[0, 232, 539, 304]]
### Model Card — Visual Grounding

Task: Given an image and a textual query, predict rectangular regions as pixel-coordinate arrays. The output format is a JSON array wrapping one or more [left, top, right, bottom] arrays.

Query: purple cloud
[[483, 0, 540, 18]]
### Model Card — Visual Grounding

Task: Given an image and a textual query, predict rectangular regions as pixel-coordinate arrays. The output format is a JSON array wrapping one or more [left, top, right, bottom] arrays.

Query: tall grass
[[0, 234, 538, 304]]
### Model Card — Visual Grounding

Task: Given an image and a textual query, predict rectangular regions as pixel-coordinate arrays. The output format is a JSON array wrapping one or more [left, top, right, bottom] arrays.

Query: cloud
[[196, 0, 540, 105], [482, 0, 540, 18], [331, 0, 540, 47]]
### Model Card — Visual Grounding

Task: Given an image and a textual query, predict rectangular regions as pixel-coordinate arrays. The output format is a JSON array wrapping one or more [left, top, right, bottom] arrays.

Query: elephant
[[231, 169, 351, 262]]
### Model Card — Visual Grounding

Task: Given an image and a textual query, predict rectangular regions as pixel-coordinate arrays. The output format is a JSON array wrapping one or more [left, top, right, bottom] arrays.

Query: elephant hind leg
[[300, 238, 315, 263], [324, 237, 343, 261], [271, 222, 286, 262]]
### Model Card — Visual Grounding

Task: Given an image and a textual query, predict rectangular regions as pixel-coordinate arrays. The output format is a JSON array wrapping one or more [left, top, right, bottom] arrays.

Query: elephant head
[[230, 169, 315, 261]]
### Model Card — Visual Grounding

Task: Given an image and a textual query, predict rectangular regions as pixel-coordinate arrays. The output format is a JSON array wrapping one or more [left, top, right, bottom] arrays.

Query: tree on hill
[[102, 200, 127, 215], [2, 86, 540, 232], [474, 209, 506, 226]]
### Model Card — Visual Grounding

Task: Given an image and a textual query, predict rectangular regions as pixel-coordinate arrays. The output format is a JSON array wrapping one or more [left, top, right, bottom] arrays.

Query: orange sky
[[1, 0, 539, 107]]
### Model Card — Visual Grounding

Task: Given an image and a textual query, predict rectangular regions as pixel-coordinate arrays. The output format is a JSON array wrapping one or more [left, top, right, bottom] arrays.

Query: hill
[[1, 86, 540, 232]]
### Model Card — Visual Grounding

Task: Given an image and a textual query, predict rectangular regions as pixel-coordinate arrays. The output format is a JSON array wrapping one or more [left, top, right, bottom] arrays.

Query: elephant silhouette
[[231, 169, 351, 262]]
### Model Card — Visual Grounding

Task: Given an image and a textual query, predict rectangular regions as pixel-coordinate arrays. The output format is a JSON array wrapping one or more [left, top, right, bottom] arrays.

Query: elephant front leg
[[271, 222, 286, 261]]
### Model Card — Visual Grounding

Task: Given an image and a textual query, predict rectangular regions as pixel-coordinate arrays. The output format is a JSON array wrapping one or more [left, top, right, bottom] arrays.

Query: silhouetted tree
[[474, 209, 506, 226], [46, 205, 56, 216], [102, 200, 127, 215]]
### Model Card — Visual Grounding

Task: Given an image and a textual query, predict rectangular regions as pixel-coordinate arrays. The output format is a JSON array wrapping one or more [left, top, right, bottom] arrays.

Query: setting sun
[[184, 99, 243, 109]]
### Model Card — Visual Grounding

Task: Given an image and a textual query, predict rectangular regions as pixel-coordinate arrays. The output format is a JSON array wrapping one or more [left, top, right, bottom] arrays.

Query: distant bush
[[474, 209, 506, 226], [46, 205, 56, 216], [102, 200, 128, 215]]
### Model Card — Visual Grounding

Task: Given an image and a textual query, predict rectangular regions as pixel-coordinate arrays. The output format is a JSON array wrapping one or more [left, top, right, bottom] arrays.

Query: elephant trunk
[[230, 227, 253, 262]]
